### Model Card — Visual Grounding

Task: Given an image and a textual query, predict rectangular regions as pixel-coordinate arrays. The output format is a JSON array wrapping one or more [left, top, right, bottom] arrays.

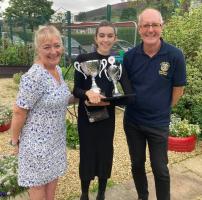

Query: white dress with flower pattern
[[16, 64, 71, 187]]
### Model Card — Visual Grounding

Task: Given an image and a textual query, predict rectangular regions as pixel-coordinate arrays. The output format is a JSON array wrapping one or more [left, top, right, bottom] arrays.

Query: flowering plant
[[0, 105, 12, 126], [169, 115, 201, 137], [0, 155, 27, 198]]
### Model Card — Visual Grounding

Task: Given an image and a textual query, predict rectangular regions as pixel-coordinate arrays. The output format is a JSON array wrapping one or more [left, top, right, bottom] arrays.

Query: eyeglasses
[[140, 23, 162, 30]]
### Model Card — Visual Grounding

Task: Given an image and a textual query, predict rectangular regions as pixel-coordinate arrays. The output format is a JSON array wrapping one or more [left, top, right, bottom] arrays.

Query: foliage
[[51, 11, 66, 23], [169, 114, 201, 137], [61, 65, 75, 81], [163, 6, 202, 134], [0, 155, 27, 198], [172, 54, 202, 130], [66, 118, 79, 149], [117, 27, 139, 45], [126, 0, 176, 22], [3, 0, 54, 31], [120, 7, 137, 21], [76, 12, 87, 22], [0, 42, 33, 65], [163, 6, 202, 62], [13, 72, 23, 85], [177, 0, 192, 14], [89, 179, 115, 193], [0, 105, 12, 126]]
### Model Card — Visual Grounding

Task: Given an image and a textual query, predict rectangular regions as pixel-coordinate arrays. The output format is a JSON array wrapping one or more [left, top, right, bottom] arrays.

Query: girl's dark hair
[[95, 21, 117, 36]]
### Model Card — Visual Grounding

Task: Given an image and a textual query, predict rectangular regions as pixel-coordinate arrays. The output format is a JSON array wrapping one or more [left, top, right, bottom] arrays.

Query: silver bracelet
[[9, 139, 19, 147]]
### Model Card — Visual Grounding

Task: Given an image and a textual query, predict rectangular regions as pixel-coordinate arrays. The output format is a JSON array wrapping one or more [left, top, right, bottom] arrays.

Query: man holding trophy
[[73, 21, 133, 200]]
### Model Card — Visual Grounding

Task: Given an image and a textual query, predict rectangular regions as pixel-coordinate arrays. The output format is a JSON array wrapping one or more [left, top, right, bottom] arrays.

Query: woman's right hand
[[85, 90, 110, 106], [85, 90, 103, 104]]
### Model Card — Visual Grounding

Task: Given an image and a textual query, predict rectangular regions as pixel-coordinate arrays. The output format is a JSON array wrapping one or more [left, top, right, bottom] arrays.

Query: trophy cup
[[104, 56, 122, 96], [74, 59, 107, 93]]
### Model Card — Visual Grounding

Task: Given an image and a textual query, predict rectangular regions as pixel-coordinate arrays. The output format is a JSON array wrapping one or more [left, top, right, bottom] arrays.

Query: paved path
[[75, 154, 202, 200]]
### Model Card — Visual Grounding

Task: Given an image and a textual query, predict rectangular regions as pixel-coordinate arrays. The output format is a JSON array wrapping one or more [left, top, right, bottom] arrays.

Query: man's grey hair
[[138, 8, 164, 25]]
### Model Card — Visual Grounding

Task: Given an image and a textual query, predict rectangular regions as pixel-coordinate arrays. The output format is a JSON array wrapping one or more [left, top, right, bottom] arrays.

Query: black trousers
[[124, 119, 170, 200]]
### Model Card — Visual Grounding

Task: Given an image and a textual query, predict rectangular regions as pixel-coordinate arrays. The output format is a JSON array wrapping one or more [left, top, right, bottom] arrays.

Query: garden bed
[[0, 65, 30, 78]]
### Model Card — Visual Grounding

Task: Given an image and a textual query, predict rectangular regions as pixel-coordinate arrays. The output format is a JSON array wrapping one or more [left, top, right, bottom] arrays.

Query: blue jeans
[[123, 119, 170, 200]]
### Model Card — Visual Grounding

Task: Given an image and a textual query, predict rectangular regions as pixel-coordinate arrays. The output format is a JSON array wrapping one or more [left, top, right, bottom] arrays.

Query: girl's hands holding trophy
[[85, 90, 110, 106]]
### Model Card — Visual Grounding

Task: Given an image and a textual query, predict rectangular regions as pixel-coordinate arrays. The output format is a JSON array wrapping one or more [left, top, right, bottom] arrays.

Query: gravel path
[[0, 78, 201, 200]]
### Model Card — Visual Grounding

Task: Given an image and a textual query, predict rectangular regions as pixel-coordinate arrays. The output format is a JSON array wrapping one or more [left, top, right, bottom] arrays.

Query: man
[[123, 8, 186, 200]]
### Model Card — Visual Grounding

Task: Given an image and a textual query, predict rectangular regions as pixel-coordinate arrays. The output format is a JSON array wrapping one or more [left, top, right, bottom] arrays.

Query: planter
[[0, 65, 30, 78], [168, 135, 197, 152], [0, 122, 11, 132]]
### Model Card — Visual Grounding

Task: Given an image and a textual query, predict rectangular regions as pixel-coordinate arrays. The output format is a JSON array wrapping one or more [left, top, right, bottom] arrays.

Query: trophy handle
[[118, 63, 122, 80], [99, 59, 107, 78], [74, 61, 87, 79], [104, 68, 111, 81]]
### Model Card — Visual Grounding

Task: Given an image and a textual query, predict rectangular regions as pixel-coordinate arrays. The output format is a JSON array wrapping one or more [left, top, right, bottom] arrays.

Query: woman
[[73, 21, 133, 200], [10, 25, 72, 200]]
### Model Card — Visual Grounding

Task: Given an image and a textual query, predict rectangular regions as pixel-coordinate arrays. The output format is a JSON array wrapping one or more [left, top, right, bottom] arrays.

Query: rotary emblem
[[159, 62, 170, 76]]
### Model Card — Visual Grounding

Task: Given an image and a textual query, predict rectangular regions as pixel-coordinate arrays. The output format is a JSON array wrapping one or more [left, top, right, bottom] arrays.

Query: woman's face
[[95, 26, 117, 55], [37, 35, 63, 68]]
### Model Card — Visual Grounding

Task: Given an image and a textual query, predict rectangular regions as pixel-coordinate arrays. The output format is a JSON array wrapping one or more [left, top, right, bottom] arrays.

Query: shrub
[[172, 61, 202, 131], [13, 72, 23, 85], [0, 43, 33, 66], [0, 105, 12, 126], [66, 118, 79, 149], [163, 6, 202, 134], [0, 155, 27, 198], [169, 115, 201, 137], [163, 6, 202, 62], [61, 65, 74, 81]]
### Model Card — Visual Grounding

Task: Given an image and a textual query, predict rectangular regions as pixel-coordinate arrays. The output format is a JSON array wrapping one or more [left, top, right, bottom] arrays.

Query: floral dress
[[16, 64, 71, 187]]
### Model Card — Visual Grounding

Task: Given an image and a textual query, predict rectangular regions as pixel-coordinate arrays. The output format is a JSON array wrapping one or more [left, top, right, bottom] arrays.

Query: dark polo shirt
[[123, 39, 186, 126]]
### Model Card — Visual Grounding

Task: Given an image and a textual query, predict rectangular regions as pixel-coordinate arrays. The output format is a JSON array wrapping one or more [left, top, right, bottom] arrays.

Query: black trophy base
[[101, 93, 135, 102]]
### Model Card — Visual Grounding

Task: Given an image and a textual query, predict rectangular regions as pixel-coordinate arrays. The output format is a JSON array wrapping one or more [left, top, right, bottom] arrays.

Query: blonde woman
[[10, 25, 72, 200]]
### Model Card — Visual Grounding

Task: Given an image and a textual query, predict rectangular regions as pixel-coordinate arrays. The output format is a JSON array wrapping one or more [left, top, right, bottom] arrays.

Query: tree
[[120, 7, 137, 21], [76, 12, 87, 22], [3, 0, 54, 31], [126, 0, 176, 22]]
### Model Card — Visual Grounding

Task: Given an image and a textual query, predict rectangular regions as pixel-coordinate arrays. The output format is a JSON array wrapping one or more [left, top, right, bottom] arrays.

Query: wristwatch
[[9, 140, 19, 147]]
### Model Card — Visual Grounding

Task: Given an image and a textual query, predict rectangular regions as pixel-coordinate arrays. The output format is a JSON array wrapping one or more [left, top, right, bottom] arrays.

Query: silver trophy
[[74, 59, 107, 93], [104, 56, 122, 96]]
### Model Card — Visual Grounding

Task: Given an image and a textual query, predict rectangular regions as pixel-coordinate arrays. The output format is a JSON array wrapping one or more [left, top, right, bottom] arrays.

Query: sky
[[0, 0, 124, 14]]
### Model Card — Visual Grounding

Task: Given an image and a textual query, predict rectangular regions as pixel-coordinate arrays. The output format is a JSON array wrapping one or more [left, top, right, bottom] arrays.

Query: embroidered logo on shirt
[[159, 62, 170, 76]]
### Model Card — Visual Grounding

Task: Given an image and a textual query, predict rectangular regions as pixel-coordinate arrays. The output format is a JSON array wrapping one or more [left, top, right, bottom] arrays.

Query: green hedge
[[72, 34, 94, 45], [0, 42, 33, 65], [163, 6, 202, 132]]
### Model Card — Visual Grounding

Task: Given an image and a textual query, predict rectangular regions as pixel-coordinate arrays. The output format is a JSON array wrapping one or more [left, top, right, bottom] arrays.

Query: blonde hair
[[34, 25, 63, 61], [138, 8, 164, 25]]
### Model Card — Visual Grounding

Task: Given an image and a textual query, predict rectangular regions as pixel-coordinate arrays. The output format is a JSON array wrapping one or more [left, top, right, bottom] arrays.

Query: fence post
[[0, 20, 2, 40], [66, 11, 71, 65], [8, 16, 13, 44], [22, 16, 27, 45], [106, 4, 111, 22]]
